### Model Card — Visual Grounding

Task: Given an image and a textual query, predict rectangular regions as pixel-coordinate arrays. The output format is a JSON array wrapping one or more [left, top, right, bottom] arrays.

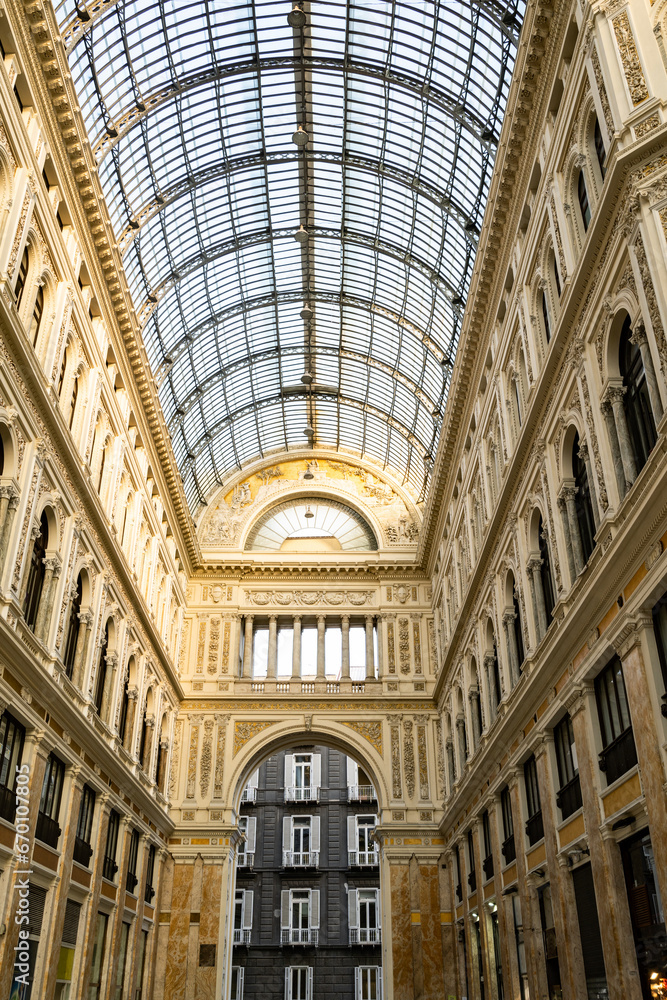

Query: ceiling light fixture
[[294, 225, 309, 243], [303, 424, 314, 438], [300, 372, 313, 385], [300, 303, 313, 320], [287, 4, 306, 27], [304, 505, 314, 519], [292, 125, 309, 146]]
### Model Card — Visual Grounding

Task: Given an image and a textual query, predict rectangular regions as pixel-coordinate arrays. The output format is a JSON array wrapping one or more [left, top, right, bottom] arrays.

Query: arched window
[[93, 622, 109, 714], [69, 376, 79, 430], [619, 316, 657, 474], [577, 170, 591, 231], [97, 443, 106, 493], [63, 573, 82, 678], [57, 352, 67, 397], [29, 283, 44, 346], [118, 671, 130, 742], [14, 247, 29, 308], [138, 707, 148, 767], [572, 432, 596, 564], [594, 118, 606, 179], [514, 377, 522, 427], [541, 289, 551, 343], [538, 515, 556, 626], [23, 512, 48, 629], [553, 253, 561, 298], [513, 587, 525, 668]]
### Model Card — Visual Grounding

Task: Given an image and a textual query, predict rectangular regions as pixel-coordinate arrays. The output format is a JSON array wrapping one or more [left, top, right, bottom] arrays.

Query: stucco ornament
[[232, 720, 276, 757], [341, 720, 383, 757]]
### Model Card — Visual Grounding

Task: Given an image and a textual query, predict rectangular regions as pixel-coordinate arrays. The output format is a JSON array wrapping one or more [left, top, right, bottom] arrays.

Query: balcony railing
[[73, 835, 93, 867], [482, 855, 494, 880], [348, 850, 379, 867], [525, 811, 544, 846], [35, 811, 61, 849], [233, 929, 251, 946], [556, 775, 583, 820], [103, 856, 119, 882], [284, 786, 319, 803], [347, 785, 377, 802], [144, 883, 156, 904], [501, 835, 516, 865], [598, 727, 638, 785], [350, 928, 381, 945], [0, 784, 16, 824], [281, 928, 318, 946], [283, 851, 319, 868], [126, 871, 138, 893], [241, 786, 257, 804], [467, 870, 477, 893], [237, 852, 255, 869]]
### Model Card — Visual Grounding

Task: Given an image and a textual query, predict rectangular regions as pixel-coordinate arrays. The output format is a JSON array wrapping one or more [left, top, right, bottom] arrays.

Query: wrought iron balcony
[[241, 786, 257, 804], [348, 850, 379, 867], [482, 855, 494, 880], [350, 928, 381, 945], [556, 775, 583, 820], [347, 785, 376, 802], [283, 851, 319, 868], [0, 784, 16, 824], [237, 852, 255, 869], [284, 786, 319, 803], [35, 811, 61, 849], [73, 835, 93, 867], [598, 727, 637, 785], [281, 928, 318, 946], [233, 929, 251, 946], [501, 835, 516, 865]]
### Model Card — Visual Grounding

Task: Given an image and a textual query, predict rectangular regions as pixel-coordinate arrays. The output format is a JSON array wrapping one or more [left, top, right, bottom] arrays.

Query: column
[[316, 615, 326, 679], [502, 610, 520, 688], [157, 740, 169, 794], [365, 615, 375, 680], [100, 651, 118, 725], [605, 385, 637, 488], [34, 555, 61, 642], [242, 615, 253, 679], [142, 717, 155, 778], [561, 484, 584, 575], [446, 737, 456, 789], [483, 652, 497, 720], [376, 616, 384, 680], [469, 686, 481, 750], [266, 615, 278, 680], [557, 496, 576, 585], [341, 614, 350, 679], [631, 322, 664, 423], [123, 689, 138, 753], [528, 558, 547, 640], [0, 487, 18, 569], [601, 397, 626, 498], [568, 689, 642, 1000], [72, 610, 93, 689], [578, 440, 600, 528], [291, 615, 302, 679]]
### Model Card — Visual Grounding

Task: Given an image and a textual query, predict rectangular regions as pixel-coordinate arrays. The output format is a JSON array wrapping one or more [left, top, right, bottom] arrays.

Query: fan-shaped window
[[577, 170, 591, 231], [245, 499, 377, 552], [619, 316, 657, 474]]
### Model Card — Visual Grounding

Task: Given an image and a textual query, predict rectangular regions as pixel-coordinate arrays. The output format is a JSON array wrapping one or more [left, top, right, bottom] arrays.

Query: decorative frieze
[[232, 720, 275, 757], [244, 589, 374, 607], [341, 720, 383, 757]]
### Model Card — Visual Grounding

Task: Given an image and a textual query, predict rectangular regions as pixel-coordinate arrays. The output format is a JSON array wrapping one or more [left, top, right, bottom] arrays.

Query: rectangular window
[[238, 816, 256, 867], [55, 898, 81, 1000], [145, 844, 156, 903], [284, 753, 320, 802], [554, 713, 582, 819], [12, 883, 47, 1000], [454, 844, 462, 901], [356, 967, 382, 1000], [233, 889, 253, 945], [112, 921, 131, 1000], [126, 829, 140, 893], [523, 755, 544, 845], [620, 828, 666, 988], [135, 929, 149, 1000], [88, 912, 109, 1000], [348, 814, 378, 866], [103, 810, 120, 881], [652, 593, 667, 699], [501, 786, 515, 864], [595, 657, 638, 784], [0, 710, 25, 823], [37, 753, 65, 848], [349, 888, 381, 945], [230, 967, 245, 1000], [73, 784, 95, 866], [283, 815, 320, 867], [285, 966, 312, 1000], [467, 829, 477, 892], [482, 810, 494, 880], [281, 889, 319, 946]]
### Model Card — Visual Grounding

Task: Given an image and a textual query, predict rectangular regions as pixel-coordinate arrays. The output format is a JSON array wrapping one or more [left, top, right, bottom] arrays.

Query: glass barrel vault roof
[[56, 0, 524, 513]]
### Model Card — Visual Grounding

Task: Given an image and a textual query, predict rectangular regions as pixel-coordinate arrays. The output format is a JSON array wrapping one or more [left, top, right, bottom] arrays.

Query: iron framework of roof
[[55, 0, 524, 512]]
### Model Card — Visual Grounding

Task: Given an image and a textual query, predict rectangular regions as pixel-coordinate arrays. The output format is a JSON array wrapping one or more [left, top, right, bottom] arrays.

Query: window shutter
[[310, 889, 320, 929], [347, 757, 358, 785], [283, 816, 292, 852], [248, 767, 259, 789], [246, 816, 256, 853], [285, 967, 290, 1000], [61, 898, 81, 947], [348, 888, 358, 930], [284, 754, 293, 788], [311, 816, 320, 852], [238, 967, 244, 999], [27, 884, 47, 936], [312, 754, 321, 791], [375, 889, 381, 928], [243, 890, 253, 930], [347, 815, 357, 851], [308, 967, 313, 1000], [355, 967, 360, 1000], [281, 889, 290, 929]]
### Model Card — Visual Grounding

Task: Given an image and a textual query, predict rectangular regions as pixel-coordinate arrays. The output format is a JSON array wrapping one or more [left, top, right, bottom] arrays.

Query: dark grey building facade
[[232, 746, 382, 1000]]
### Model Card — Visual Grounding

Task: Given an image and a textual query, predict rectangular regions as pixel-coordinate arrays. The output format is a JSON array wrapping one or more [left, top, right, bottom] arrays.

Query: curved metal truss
[[56, 0, 524, 511]]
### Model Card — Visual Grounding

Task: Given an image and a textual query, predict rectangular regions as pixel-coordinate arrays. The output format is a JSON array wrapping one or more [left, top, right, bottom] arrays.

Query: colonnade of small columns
[[240, 614, 382, 680]]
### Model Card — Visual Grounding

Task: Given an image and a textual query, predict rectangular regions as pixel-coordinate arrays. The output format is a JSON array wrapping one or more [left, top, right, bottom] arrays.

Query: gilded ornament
[[341, 720, 383, 757], [232, 720, 276, 757]]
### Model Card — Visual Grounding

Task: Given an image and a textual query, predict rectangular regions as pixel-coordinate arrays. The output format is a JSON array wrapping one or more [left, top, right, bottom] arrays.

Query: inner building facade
[[0, 0, 666, 998]]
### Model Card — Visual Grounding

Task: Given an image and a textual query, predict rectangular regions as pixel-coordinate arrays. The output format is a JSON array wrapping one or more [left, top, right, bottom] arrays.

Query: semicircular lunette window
[[246, 499, 377, 552]]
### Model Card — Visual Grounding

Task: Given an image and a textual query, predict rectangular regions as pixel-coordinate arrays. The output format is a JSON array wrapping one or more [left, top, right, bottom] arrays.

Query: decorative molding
[[341, 720, 383, 757], [612, 11, 649, 106], [244, 589, 375, 607], [232, 720, 276, 757]]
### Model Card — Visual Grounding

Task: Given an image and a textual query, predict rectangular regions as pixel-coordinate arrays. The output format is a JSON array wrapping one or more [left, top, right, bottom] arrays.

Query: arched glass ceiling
[[56, 0, 524, 512]]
